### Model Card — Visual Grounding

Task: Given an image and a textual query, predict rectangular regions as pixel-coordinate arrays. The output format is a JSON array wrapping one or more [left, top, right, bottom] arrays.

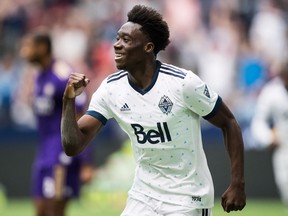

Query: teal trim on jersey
[[128, 60, 161, 95], [203, 96, 222, 120], [160, 64, 187, 79], [86, 110, 107, 125], [107, 70, 128, 83]]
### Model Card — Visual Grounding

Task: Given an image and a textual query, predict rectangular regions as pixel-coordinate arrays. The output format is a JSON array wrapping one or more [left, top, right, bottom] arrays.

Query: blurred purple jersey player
[[21, 30, 93, 216], [32, 60, 90, 196]]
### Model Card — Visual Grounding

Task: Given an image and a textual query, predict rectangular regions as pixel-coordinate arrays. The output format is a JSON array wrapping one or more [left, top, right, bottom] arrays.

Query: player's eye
[[123, 37, 130, 43]]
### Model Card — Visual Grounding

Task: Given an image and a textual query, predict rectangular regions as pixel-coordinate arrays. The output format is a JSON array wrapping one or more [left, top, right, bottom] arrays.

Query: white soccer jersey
[[252, 77, 288, 149], [87, 61, 221, 208]]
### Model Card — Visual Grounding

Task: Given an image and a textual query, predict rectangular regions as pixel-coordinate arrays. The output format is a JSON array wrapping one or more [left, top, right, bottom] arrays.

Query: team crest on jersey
[[158, 95, 173, 115]]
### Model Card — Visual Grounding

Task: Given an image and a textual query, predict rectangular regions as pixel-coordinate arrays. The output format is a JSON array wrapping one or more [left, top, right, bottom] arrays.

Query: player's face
[[114, 22, 150, 70], [20, 37, 41, 63]]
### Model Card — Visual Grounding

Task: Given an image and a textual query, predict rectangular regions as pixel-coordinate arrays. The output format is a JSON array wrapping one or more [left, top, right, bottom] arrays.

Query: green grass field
[[0, 198, 286, 216]]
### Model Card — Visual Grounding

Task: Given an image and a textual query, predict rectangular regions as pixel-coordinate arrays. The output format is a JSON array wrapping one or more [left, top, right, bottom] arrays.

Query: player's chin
[[115, 62, 127, 70]]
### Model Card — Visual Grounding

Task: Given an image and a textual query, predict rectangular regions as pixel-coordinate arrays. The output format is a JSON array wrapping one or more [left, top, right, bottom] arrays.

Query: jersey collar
[[128, 60, 161, 95]]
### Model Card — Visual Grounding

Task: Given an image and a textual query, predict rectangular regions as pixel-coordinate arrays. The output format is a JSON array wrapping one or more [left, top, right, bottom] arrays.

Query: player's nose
[[113, 40, 122, 50]]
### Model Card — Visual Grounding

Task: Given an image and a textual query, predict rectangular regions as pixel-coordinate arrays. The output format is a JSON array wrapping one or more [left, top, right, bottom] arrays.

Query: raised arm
[[61, 73, 102, 156], [207, 101, 246, 212]]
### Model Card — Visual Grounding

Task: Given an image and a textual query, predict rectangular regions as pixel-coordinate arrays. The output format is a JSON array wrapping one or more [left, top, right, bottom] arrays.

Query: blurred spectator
[[52, 6, 90, 72], [232, 11, 268, 149], [196, 1, 239, 103], [250, 0, 288, 76], [0, 0, 27, 57], [0, 53, 22, 126], [10, 63, 37, 129]]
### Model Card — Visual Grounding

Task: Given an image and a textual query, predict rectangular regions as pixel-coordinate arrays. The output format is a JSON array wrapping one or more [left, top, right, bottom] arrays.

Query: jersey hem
[[128, 189, 214, 209]]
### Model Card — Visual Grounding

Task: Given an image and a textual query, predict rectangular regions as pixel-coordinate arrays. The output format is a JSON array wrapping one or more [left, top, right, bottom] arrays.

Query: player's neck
[[128, 59, 157, 89]]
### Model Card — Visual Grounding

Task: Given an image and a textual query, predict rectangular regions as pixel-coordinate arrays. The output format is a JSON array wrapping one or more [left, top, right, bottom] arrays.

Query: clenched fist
[[64, 73, 90, 99]]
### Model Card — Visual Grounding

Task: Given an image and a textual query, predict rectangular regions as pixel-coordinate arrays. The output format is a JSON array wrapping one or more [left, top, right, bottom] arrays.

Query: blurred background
[[0, 0, 288, 215]]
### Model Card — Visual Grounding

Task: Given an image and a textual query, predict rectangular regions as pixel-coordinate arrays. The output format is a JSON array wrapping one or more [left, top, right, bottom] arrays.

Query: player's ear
[[144, 42, 154, 54]]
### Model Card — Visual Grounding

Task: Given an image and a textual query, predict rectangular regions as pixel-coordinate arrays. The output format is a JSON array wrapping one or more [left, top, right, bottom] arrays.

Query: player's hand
[[221, 183, 246, 213], [64, 73, 89, 99]]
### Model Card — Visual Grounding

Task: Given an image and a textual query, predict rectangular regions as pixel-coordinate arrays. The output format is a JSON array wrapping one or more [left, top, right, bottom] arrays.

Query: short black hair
[[32, 31, 52, 55], [127, 5, 170, 55]]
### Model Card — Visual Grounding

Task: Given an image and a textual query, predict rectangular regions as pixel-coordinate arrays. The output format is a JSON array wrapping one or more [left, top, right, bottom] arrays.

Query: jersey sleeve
[[182, 71, 222, 119], [86, 79, 111, 125]]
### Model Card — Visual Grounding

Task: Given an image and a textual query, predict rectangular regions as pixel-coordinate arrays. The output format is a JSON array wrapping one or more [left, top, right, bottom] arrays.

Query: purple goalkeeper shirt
[[33, 60, 90, 168]]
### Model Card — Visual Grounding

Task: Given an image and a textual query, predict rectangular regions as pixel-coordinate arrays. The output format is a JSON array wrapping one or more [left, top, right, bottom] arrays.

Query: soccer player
[[20, 31, 93, 216], [61, 5, 246, 215], [251, 62, 288, 206]]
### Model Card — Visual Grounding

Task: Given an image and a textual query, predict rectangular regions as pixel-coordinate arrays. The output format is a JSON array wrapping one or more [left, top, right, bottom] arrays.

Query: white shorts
[[121, 193, 212, 216]]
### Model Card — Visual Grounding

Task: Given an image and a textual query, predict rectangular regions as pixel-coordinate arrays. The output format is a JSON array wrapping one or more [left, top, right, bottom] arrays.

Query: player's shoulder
[[159, 62, 188, 79], [52, 60, 73, 81], [160, 62, 202, 88], [106, 70, 128, 84]]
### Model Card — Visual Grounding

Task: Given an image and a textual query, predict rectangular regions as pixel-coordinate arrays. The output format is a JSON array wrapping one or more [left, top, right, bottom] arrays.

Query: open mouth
[[115, 53, 124, 60]]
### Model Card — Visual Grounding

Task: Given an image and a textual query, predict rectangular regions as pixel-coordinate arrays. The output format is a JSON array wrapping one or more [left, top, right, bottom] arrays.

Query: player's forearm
[[222, 118, 245, 187], [61, 97, 86, 156]]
